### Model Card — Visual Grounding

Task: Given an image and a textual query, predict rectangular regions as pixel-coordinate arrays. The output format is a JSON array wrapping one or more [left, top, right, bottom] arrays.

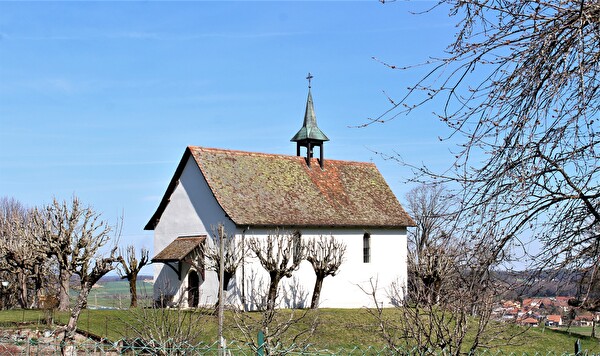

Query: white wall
[[153, 156, 236, 306], [234, 227, 407, 310]]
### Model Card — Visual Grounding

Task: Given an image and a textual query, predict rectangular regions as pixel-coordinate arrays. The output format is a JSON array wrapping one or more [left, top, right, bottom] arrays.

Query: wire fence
[[0, 337, 597, 356]]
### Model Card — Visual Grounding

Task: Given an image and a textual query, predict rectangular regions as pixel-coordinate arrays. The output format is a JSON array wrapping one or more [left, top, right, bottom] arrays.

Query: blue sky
[[0, 1, 457, 262]]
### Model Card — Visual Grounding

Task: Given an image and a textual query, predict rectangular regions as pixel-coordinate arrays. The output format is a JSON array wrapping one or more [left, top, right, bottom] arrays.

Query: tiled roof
[[152, 236, 206, 262], [554, 296, 571, 307], [575, 314, 596, 321], [519, 317, 539, 324], [146, 146, 415, 229], [547, 315, 562, 323]]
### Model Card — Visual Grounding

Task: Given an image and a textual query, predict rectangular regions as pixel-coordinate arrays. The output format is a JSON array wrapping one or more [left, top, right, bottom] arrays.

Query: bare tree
[[358, 184, 515, 353], [372, 0, 600, 312], [117, 245, 149, 308], [230, 306, 318, 355], [31, 196, 118, 353], [204, 224, 244, 292], [365, 254, 505, 354], [305, 235, 346, 309], [405, 184, 457, 305], [64, 247, 118, 349], [247, 230, 304, 311], [0, 197, 57, 310], [121, 295, 210, 355], [0, 197, 40, 308], [34, 197, 114, 311], [405, 184, 454, 259], [568, 225, 600, 315]]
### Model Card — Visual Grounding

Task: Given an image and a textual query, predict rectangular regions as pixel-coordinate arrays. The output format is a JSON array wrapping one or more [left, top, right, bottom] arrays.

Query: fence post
[[257, 330, 265, 356], [218, 224, 225, 355]]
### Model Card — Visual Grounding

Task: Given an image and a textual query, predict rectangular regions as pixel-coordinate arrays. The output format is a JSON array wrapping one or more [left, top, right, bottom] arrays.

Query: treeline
[[495, 269, 586, 299], [97, 275, 152, 283], [0, 196, 149, 349]]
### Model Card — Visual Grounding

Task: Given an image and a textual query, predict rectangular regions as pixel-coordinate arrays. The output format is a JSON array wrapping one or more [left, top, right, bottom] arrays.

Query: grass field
[[550, 325, 597, 338], [3, 280, 597, 353], [71, 280, 154, 309], [0, 308, 598, 353]]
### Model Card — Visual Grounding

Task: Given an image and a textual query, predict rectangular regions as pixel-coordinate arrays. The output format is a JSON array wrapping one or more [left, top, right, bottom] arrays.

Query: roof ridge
[[188, 146, 377, 166], [176, 235, 207, 240]]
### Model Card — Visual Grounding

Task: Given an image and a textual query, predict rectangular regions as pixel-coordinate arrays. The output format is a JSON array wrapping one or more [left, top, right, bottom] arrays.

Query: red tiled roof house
[[546, 314, 563, 326], [145, 85, 415, 309]]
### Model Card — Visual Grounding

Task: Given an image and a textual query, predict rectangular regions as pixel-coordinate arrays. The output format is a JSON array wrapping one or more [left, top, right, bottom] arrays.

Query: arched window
[[363, 233, 371, 263]]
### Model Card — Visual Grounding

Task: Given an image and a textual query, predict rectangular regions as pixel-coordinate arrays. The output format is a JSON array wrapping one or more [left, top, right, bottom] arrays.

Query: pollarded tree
[[248, 230, 304, 311], [305, 235, 346, 309], [30, 196, 118, 353], [118, 245, 149, 308], [368, 183, 497, 353], [405, 184, 455, 260], [64, 246, 117, 349], [0, 197, 54, 309], [34, 196, 116, 311], [0, 197, 38, 308], [204, 223, 245, 293], [232, 232, 317, 354], [375, 0, 600, 312], [405, 184, 458, 305]]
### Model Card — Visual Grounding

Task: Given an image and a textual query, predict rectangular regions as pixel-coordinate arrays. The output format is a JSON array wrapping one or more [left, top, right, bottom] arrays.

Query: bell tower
[[291, 73, 329, 168]]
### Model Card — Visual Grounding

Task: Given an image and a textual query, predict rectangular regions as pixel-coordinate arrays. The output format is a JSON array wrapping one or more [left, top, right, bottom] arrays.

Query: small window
[[293, 230, 302, 262], [363, 233, 371, 263]]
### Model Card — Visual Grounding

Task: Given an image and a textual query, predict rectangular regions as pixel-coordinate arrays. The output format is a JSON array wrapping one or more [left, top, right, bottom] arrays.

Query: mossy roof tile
[[152, 236, 205, 262], [146, 146, 415, 229]]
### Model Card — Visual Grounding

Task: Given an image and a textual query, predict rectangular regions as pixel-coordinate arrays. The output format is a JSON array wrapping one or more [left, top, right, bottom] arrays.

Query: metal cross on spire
[[306, 72, 313, 89]]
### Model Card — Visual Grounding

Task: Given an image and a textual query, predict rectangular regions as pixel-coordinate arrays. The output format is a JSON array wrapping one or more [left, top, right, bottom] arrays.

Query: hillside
[[0, 308, 598, 354]]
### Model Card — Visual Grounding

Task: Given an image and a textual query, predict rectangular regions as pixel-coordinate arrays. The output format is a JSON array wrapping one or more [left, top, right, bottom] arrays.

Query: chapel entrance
[[188, 270, 200, 307]]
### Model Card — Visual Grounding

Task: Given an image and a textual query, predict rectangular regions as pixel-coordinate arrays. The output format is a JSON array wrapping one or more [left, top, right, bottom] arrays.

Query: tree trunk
[[213, 272, 233, 310], [266, 274, 280, 311], [310, 277, 324, 309], [61, 282, 92, 355], [58, 270, 71, 311], [129, 273, 138, 308], [18, 272, 28, 309], [33, 264, 43, 309]]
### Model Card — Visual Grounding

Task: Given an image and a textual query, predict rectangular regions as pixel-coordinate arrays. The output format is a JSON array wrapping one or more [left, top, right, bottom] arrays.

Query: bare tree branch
[[0, 197, 49, 309], [204, 224, 245, 293], [118, 245, 149, 308], [305, 235, 346, 309], [247, 230, 304, 311], [374, 0, 600, 312]]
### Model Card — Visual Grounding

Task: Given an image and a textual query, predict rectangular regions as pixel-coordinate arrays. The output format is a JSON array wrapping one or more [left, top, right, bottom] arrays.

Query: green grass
[[0, 309, 129, 341], [1, 308, 598, 353], [561, 326, 596, 338], [548, 325, 597, 338], [70, 280, 154, 309], [503, 325, 598, 353]]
